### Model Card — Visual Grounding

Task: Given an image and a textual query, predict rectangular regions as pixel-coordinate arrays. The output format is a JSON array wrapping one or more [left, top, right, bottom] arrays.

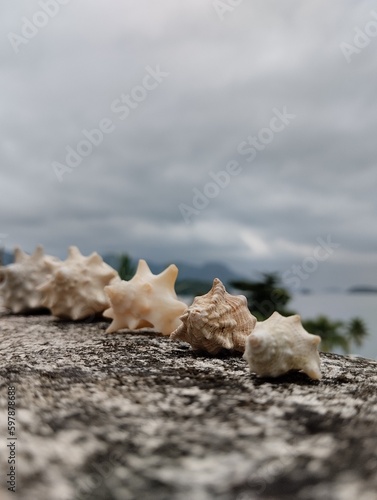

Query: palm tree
[[346, 317, 368, 348], [302, 316, 368, 354], [303, 316, 349, 353]]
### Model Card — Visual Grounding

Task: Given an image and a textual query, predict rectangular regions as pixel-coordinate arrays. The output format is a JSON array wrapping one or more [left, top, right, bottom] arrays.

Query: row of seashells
[[0, 246, 119, 319], [0, 245, 322, 380], [172, 279, 322, 380]]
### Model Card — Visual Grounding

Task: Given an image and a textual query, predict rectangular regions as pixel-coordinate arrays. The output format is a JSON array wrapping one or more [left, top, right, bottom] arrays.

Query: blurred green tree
[[175, 279, 212, 297], [118, 254, 135, 281], [231, 272, 294, 321], [346, 317, 369, 349], [303, 316, 349, 353], [303, 316, 368, 353]]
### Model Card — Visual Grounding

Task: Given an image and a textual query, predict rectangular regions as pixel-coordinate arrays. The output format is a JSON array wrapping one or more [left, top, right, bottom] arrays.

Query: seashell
[[38, 246, 119, 320], [243, 311, 322, 379], [170, 278, 257, 354], [103, 259, 187, 335], [0, 245, 60, 313]]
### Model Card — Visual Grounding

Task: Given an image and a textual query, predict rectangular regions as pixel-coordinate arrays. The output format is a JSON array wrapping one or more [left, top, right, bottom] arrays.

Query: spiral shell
[[0, 245, 60, 313], [38, 246, 119, 320], [170, 278, 257, 354], [103, 259, 188, 335], [243, 311, 322, 379]]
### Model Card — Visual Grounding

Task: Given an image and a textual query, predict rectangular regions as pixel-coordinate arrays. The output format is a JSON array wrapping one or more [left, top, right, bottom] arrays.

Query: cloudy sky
[[1, 0, 376, 290]]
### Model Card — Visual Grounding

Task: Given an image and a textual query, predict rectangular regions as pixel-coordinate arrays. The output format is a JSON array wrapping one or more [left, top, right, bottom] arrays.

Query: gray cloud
[[1, 0, 376, 290]]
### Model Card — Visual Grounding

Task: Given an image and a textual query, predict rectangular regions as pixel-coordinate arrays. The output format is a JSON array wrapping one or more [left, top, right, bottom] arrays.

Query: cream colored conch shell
[[243, 311, 322, 379], [103, 259, 187, 335], [38, 246, 119, 320], [170, 278, 257, 354], [0, 245, 60, 313]]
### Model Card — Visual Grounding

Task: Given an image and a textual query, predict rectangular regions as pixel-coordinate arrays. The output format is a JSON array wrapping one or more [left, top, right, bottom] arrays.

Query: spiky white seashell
[[243, 311, 322, 379], [103, 259, 187, 335], [0, 245, 60, 313], [171, 278, 257, 354], [38, 246, 119, 320]]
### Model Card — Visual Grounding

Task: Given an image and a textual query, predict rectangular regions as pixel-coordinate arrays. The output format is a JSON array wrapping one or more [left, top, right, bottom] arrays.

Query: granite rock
[[0, 311, 377, 500]]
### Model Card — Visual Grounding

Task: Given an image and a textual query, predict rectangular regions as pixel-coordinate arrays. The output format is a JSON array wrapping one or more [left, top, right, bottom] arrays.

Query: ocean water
[[290, 293, 377, 360]]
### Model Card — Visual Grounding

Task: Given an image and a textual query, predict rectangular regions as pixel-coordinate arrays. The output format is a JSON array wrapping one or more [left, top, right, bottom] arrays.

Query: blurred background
[[0, 0, 376, 357]]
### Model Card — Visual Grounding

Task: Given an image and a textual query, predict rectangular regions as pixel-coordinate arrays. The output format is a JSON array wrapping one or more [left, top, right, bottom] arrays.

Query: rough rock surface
[[0, 311, 377, 500]]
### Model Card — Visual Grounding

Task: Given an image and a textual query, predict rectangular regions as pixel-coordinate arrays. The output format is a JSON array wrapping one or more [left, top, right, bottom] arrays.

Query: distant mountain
[[102, 254, 243, 286], [348, 285, 377, 294], [168, 261, 243, 285]]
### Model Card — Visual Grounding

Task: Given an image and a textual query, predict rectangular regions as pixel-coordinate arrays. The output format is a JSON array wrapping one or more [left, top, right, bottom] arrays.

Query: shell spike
[[44, 259, 61, 273], [155, 264, 178, 289], [135, 259, 152, 278], [126, 317, 141, 330], [312, 335, 321, 346], [212, 277, 225, 291], [289, 314, 301, 324], [14, 246, 28, 263], [30, 245, 44, 261], [67, 246, 82, 260], [87, 252, 102, 265], [303, 362, 322, 381]]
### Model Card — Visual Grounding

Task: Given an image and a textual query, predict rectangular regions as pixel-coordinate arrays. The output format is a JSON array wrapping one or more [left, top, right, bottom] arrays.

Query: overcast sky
[[1, 0, 376, 290]]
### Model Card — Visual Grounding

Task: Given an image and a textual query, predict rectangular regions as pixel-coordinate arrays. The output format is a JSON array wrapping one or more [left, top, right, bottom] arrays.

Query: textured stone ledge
[[0, 312, 377, 500]]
